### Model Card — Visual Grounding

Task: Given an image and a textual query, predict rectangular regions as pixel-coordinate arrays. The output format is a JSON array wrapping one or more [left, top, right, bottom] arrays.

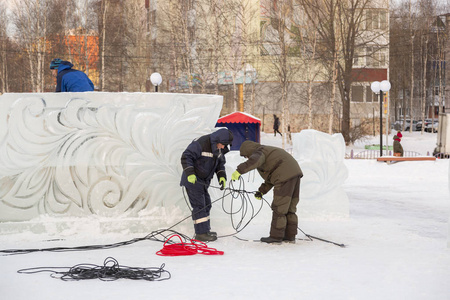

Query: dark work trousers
[[269, 175, 301, 239], [186, 185, 212, 234]]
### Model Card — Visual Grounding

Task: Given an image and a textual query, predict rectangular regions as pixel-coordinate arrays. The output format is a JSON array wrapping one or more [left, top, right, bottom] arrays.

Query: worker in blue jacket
[[50, 58, 94, 92], [180, 128, 233, 242]]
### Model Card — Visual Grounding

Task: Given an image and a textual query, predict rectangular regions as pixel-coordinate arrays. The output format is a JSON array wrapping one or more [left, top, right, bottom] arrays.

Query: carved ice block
[[0, 92, 223, 221], [293, 129, 349, 219]]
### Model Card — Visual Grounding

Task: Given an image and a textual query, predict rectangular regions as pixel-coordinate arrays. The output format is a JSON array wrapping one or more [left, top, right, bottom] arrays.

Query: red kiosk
[[216, 112, 261, 151]]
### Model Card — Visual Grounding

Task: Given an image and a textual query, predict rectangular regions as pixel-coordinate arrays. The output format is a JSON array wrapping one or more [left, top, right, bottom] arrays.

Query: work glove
[[254, 191, 263, 200], [187, 174, 197, 184], [231, 170, 241, 181], [219, 177, 226, 190]]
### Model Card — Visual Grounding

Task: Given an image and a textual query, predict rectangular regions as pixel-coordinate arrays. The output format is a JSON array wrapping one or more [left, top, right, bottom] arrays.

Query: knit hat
[[397, 131, 402, 138], [49, 58, 62, 70]]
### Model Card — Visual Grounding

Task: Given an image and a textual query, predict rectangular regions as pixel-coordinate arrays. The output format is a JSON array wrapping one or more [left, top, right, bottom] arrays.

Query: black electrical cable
[[185, 177, 264, 238], [0, 180, 254, 255], [225, 177, 346, 247], [218, 178, 264, 237], [0, 176, 344, 255], [0, 229, 191, 255], [17, 257, 171, 281]]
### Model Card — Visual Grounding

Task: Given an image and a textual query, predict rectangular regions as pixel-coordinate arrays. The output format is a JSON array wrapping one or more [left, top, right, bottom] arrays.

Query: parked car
[[392, 120, 417, 131], [405, 120, 417, 131], [416, 119, 432, 131], [425, 120, 439, 133]]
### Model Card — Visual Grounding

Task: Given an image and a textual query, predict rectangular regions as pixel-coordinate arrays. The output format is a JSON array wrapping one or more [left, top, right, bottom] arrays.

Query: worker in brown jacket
[[231, 141, 303, 244]]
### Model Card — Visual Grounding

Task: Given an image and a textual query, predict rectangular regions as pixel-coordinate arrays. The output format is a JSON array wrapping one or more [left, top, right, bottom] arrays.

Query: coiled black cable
[[18, 257, 171, 281], [183, 176, 264, 238]]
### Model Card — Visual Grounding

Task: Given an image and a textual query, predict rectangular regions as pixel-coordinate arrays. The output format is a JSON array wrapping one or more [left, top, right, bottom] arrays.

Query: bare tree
[[409, 0, 416, 132], [233, 0, 259, 111], [196, 0, 228, 95], [159, 0, 197, 93], [389, 2, 411, 127], [0, 1, 8, 93], [260, 0, 304, 148], [436, 18, 446, 117], [299, 0, 377, 144], [214, 0, 255, 111], [11, 0, 50, 92], [419, 0, 437, 132], [123, 0, 150, 91], [390, 0, 443, 133], [297, 0, 340, 133], [67, 0, 97, 79], [100, 0, 108, 90]]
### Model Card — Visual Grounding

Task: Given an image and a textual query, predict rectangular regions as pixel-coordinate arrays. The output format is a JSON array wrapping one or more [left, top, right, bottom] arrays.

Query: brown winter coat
[[393, 135, 404, 157], [237, 141, 303, 194]]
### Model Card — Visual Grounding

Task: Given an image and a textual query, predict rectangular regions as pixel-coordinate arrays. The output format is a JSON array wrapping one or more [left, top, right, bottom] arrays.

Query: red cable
[[156, 234, 224, 256]]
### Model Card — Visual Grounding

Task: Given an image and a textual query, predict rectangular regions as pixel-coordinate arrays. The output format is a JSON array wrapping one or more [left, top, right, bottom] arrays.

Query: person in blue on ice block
[[180, 128, 233, 242], [50, 58, 94, 92]]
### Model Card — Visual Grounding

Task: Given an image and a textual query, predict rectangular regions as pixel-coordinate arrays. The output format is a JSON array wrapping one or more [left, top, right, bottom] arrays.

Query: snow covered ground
[[1, 130, 449, 300]]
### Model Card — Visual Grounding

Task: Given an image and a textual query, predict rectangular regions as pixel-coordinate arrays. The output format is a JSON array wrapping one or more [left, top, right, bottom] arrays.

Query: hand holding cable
[[219, 177, 226, 190], [254, 191, 263, 200], [187, 174, 197, 184], [231, 170, 241, 181]]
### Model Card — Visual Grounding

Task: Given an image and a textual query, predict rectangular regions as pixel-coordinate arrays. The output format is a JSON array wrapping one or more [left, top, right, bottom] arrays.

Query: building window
[[353, 48, 363, 67], [351, 86, 364, 102], [366, 9, 387, 30], [366, 86, 374, 102], [434, 86, 441, 95], [366, 46, 387, 68]]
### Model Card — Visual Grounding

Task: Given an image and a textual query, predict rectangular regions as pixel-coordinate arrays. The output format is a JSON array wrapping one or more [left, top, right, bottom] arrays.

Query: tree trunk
[[421, 37, 428, 133], [409, 0, 414, 133], [329, 52, 338, 134], [101, 0, 108, 91]]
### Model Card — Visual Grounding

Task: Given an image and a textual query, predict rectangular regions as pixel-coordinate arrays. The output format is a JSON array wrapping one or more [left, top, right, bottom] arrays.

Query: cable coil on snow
[[17, 257, 171, 281], [156, 234, 224, 256]]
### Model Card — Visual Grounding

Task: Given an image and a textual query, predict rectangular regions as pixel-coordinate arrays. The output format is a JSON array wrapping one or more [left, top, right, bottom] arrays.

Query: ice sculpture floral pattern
[[292, 129, 349, 218], [0, 93, 223, 221]]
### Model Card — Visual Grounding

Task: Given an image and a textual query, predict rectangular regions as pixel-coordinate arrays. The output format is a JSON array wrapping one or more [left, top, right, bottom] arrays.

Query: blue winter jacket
[[56, 61, 94, 92], [180, 128, 233, 190]]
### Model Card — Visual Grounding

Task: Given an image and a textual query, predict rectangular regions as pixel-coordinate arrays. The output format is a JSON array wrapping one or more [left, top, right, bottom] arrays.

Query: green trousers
[[269, 175, 301, 239]]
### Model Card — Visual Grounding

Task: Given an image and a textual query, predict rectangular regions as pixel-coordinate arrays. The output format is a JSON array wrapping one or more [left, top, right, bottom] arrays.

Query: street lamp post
[[371, 80, 391, 157], [150, 72, 162, 92]]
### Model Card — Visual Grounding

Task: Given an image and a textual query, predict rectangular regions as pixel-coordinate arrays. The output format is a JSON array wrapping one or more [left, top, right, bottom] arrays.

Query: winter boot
[[208, 231, 217, 237], [283, 237, 296, 244], [194, 232, 217, 242], [260, 236, 282, 244]]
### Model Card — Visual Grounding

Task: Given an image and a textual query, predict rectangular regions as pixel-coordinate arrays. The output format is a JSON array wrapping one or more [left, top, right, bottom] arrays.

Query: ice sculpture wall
[[292, 129, 349, 219], [0, 92, 223, 221]]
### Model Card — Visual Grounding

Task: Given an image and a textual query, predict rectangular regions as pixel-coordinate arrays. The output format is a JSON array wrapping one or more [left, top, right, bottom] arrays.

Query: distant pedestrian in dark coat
[[273, 114, 282, 136], [393, 135, 404, 157], [231, 141, 303, 244]]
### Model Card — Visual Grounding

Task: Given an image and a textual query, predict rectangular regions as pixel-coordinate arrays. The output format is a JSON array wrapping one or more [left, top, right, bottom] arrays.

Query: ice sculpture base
[[0, 207, 193, 237], [0, 92, 223, 222]]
